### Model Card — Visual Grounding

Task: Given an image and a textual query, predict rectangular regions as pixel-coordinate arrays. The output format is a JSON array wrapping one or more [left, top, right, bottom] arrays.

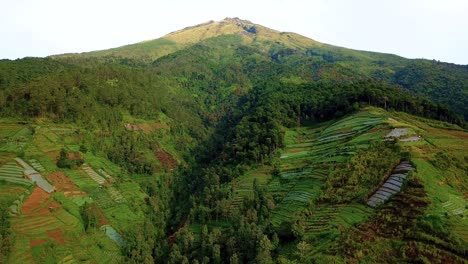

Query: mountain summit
[[62, 17, 320, 61]]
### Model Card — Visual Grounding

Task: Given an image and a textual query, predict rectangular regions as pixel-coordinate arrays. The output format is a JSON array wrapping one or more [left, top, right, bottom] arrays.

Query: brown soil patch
[[287, 148, 306, 153], [30, 239, 47, 247], [46, 171, 84, 196], [444, 130, 468, 140], [47, 228, 65, 244], [21, 187, 61, 215], [68, 152, 82, 160], [154, 149, 178, 170], [22, 187, 50, 215], [139, 122, 168, 134], [96, 208, 109, 226], [63, 190, 87, 197]]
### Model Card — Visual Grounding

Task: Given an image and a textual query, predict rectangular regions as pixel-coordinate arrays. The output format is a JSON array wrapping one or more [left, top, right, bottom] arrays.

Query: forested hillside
[[0, 18, 466, 263]]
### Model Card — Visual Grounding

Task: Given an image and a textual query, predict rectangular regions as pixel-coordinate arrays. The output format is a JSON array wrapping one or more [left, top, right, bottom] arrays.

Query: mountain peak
[[222, 17, 254, 25], [61, 17, 321, 61]]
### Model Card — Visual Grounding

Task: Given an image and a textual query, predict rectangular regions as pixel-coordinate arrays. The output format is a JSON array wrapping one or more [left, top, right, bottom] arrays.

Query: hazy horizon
[[1, 0, 467, 64]]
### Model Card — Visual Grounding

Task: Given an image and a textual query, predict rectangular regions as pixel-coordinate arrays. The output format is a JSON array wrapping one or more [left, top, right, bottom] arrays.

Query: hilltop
[[57, 17, 321, 61]]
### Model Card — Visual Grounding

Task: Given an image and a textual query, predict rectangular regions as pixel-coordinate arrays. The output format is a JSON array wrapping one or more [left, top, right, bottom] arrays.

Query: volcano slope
[[0, 18, 467, 263]]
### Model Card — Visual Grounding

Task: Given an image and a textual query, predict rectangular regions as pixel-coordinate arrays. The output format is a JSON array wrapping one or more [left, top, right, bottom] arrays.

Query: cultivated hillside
[[0, 18, 467, 263]]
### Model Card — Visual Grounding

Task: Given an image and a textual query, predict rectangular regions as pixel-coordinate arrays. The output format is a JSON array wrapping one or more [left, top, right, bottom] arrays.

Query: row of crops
[[0, 122, 134, 263]]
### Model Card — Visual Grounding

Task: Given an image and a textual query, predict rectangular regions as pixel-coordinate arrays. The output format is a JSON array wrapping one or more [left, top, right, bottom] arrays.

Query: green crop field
[[201, 107, 468, 262], [0, 121, 149, 263]]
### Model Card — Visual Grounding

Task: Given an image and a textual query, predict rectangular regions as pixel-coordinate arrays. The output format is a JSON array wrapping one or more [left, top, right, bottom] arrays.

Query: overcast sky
[[1, 0, 467, 64]]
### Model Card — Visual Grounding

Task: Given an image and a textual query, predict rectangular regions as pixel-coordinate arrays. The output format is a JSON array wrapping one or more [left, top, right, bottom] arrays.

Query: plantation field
[[270, 110, 388, 231], [0, 121, 151, 263], [224, 107, 468, 253]]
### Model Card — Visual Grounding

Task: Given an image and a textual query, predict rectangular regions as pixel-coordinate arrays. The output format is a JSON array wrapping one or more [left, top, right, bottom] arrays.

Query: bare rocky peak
[[222, 17, 254, 26]]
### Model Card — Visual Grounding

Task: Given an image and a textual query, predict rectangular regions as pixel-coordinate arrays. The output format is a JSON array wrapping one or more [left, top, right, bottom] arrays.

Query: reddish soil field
[[22, 187, 50, 215], [444, 130, 468, 139], [154, 149, 178, 170], [46, 171, 86, 197], [30, 239, 47, 247], [96, 209, 109, 226], [68, 152, 82, 160], [47, 228, 65, 244], [21, 187, 61, 215]]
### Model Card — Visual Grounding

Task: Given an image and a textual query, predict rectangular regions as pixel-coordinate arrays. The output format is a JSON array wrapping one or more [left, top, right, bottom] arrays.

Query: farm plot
[[28, 159, 45, 172], [0, 124, 24, 138], [98, 168, 114, 181], [46, 171, 85, 196], [367, 161, 415, 207], [272, 109, 390, 229], [82, 164, 107, 185], [11, 187, 80, 243], [0, 161, 32, 186], [304, 205, 341, 236], [100, 225, 124, 247], [106, 186, 126, 203], [304, 203, 373, 238], [34, 133, 61, 155], [24, 143, 43, 157], [440, 195, 467, 216], [229, 167, 271, 213], [64, 169, 98, 189], [88, 188, 115, 209], [8, 236, 34, 264], [271, 178, 322, 227], [334, 203, 374, 227], [48, 126, 75, 136]]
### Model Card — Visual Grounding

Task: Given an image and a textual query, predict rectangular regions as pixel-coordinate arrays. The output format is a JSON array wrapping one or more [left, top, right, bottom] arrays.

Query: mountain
[[55, 17, 468, 119], [0, 18, 467, 263], [58, 18, 321, 61]]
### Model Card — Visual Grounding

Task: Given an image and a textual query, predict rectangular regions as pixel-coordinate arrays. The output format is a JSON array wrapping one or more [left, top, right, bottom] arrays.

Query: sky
[[1, 0, 467, 64]]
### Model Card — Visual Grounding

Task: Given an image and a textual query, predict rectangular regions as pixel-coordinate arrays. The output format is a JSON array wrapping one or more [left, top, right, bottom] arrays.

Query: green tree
[[80, 202, 100, 231], [256, 235, 273, 263], [0, 202, 11, 263], [296, 241, 311, 262]]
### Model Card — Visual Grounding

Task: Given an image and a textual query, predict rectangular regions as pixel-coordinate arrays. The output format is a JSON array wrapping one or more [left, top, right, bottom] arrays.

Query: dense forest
[[0, 18, 467, 263]]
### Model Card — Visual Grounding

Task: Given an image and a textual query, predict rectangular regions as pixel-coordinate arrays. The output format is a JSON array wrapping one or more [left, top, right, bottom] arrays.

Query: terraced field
[[270, 110, 388, 230], [0, 122, 147, 263], [0, 161, 32, 186], [82, 163, 107, 185]]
